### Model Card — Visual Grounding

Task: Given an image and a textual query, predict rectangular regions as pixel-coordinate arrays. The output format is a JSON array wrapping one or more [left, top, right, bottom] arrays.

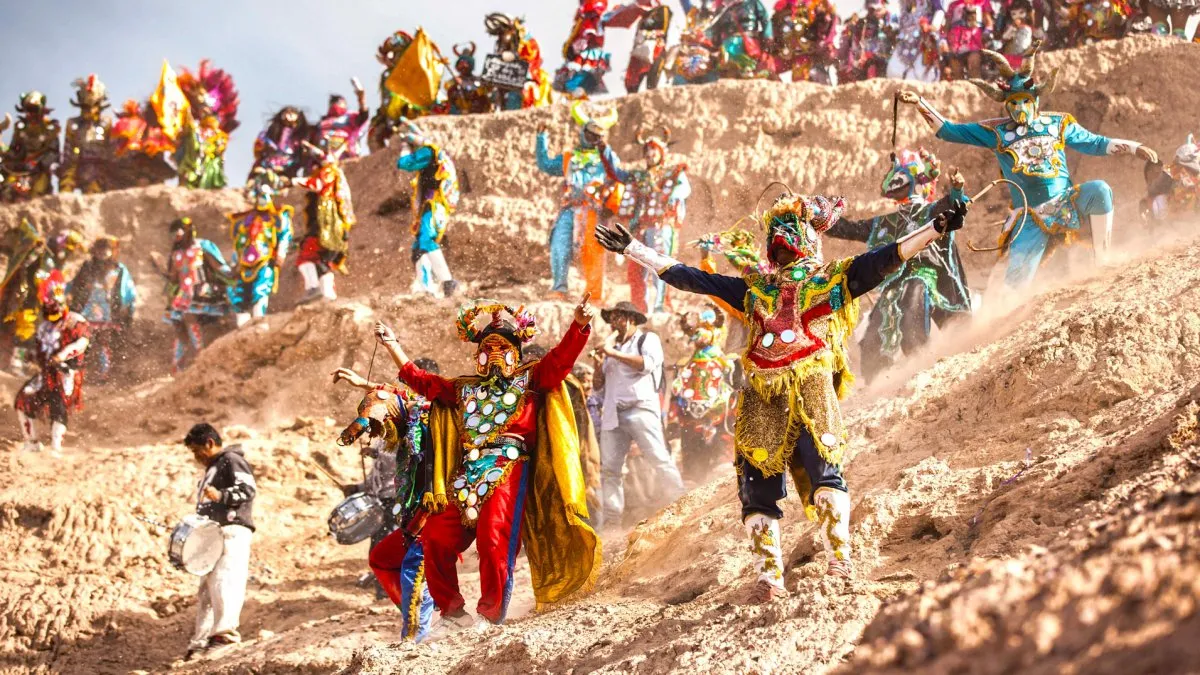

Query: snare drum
[[328, 493, 385, 545], [169, 515, 225, 576]]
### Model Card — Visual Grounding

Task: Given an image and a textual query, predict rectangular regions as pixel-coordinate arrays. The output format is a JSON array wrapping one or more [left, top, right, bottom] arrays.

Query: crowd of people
[[3, 1, 1200, 663]]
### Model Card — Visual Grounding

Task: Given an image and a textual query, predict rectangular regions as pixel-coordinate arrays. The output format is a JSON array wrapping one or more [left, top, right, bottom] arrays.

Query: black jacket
[[197, 445, 257, 531]]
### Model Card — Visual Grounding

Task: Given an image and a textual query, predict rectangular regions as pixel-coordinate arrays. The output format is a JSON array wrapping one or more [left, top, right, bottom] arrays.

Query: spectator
[[592, 301, 685, 531]]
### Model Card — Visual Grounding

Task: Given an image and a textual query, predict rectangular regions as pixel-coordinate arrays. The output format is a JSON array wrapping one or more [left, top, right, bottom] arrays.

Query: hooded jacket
[[196, 445, 257, 531]]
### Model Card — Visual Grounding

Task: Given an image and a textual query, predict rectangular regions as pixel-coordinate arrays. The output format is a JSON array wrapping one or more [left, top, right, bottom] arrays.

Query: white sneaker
[[20, 440, 43, 453]]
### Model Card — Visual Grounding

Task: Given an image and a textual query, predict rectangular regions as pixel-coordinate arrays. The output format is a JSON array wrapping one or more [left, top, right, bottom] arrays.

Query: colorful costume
[[907, 46, 1153, 287], [601, 190, 966, 590], [444, 43, 495, 115], [670, 6, 721, 86], [826, 149, 971, 381], [601, 126, 690, 313], [839, 2, 897, 82], [1143, 136, 1200, 225], [67, 236, 135, 382], [605, 1, 673, 93], [773, 0, 841, 84], [668, 304, 734, 484], [395, 121, 460, 298], [708, 0, 776, 79], [943, 0, 994, 78], [886, 0, 944, 82], [164, 217, 231, 373], [228, 171, 293, 326], [555, 1, 613, 97], [1, 92, 60, 202], [59, 76, 114, 194], [334, 379, 436, 641], [536, 103, 622, 301], [483, 14, 553, 110], [0, 222, 75, 372], [175, 61, 240, 190], [294, 134, 355, 302], [15, 270, 89, 453], [315, 88, 369, 160], [251, 106, 309, 180], [386, 303, 598, 626]]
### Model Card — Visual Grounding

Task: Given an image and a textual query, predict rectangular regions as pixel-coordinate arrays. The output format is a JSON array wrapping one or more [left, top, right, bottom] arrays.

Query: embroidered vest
[[451, 371, 532, 524]]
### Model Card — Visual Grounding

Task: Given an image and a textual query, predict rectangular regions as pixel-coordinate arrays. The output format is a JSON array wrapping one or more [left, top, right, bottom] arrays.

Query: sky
[[0, 0, 862, 182]]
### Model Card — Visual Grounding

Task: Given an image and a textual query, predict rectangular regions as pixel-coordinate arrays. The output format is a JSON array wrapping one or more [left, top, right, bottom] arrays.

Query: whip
[[963, 178, 1030, 254]]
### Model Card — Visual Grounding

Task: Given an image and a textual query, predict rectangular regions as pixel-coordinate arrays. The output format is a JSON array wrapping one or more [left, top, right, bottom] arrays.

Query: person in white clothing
[[592, 301, 685, 531], [183, 423, 256, 661]]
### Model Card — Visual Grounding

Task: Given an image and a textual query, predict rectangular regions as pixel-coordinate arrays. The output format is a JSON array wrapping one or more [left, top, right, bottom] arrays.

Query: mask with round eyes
[[476, 334, 520, 378], [1004, 92, 1038, 125], [767, 212, 821, 262]]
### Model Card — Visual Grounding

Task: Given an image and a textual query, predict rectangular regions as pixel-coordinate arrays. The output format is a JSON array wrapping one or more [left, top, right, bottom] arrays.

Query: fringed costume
[[389, 302, 599, 627], [67, 236, 135, 382], [602, 126, 690, 314], [60, 76, 114, 194], [606, 1, 673, 94], [175, 61, 240, 190], [826, 149, 971, 381], [536, 102, 622, 301], [1143, 135, 1200, 225], [395, 121, 460, 298], [1, 92, 60, 202], [294, 133, 355, 302], [906, 44, 1154, 287], [554, 1, 613, 97], [668, 303, 734, 485], [228, 171, 293, 326], [14, 271, 90, 453], [163, 217, 231, 373]]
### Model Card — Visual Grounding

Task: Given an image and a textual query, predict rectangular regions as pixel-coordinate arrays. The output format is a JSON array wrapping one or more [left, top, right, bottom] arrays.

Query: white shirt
[[600, 328, 663, 430]]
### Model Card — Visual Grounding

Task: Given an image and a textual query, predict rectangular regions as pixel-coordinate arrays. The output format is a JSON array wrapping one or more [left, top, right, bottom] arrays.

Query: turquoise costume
[[908, 46, 1150, 287], [228, 173, 293, 324], [395, 121, 460, 297]]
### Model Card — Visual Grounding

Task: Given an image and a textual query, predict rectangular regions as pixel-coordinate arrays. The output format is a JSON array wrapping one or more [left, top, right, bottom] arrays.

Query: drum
[[328, 493, 385, 545], [169, 515, 225, 576]]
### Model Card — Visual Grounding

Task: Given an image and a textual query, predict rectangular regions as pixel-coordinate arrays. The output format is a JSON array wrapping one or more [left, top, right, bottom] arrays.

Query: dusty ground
[[1, 36, 1198, 674]]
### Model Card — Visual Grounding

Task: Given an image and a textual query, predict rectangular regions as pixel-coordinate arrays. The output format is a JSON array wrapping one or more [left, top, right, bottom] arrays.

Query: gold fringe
[[405, 559, 427, 641]]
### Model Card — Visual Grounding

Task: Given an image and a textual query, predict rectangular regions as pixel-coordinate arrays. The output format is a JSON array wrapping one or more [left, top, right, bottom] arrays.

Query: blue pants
[[1005, 180, 1112, 288], [549, 208, 575, 293], [229, 266, 275, 314], [414, 205, 447, 255]]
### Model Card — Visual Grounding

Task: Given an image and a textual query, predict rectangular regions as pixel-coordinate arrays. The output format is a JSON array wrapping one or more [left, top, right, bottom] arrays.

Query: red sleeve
[[530, 322, 592, 392], [397, 362, 458, 406]]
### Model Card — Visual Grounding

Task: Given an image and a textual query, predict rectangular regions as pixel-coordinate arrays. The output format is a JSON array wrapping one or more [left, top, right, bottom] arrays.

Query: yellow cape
[[423, 381, 601, 607]]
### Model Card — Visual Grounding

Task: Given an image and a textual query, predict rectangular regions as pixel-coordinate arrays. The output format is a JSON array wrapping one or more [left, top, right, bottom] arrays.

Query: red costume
[[385, 320, 591, 624]]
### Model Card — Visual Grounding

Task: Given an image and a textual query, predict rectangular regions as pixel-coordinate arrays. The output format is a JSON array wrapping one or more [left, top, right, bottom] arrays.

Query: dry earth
[[1, 36, 1198, 674]]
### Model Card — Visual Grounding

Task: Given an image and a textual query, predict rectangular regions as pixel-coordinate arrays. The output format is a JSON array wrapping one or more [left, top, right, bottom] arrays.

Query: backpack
[[636, 332, 666, 395]]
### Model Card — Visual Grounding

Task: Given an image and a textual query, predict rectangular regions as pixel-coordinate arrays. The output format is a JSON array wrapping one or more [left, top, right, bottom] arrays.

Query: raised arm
[[396, 145, 435, 173], [596, 222, 748, 308], [597, 141, 631, 183], [374, 322, 457, 405], [824, 215, 874, 243], [897, 90, 995, 148], [536, 128, 565, 177], [1064, 118, 1157, 163], [531, 294, 596, 391]]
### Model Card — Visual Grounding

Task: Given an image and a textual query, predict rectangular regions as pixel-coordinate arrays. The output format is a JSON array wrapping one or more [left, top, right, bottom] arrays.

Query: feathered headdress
[[761, 193, 846, 234], [455, 300, 539, 345], [882, 148, 941, 202], [968, 40, 1059, 103], [177, 60, 240, 133]]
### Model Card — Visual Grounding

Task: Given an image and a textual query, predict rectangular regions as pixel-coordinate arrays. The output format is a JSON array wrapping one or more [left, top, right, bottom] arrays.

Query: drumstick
[[310, 460, 346, 488]]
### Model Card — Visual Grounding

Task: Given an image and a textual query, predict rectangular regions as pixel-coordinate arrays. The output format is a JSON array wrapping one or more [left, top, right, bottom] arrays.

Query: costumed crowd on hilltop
[[0, 0, 1196, 664]]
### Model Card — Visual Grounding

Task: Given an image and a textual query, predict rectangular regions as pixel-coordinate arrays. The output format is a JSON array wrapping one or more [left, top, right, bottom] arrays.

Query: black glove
[[934, 199, 968, 235], [594, 222, 634, 253]]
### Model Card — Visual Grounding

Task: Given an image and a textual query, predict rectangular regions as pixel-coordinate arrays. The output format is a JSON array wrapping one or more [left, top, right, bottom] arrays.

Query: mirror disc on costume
[[820, 432, 838, 446], [707, 386, 718, 397], [465, 506, 479, 520], [495, 412, 508, 424], [392, 504, 403, 515], [780, 330, 796, 344], [762, 333, 775, 348], [502, 392, 517, 406], [466, 400, 477, 414], [681, 369, 692, 379], [486, 468, 504, 482], [683, 388, 695, 398], [483, 403, 495, 415], [476, 386, 488, 398], [375, 390, 389, 400], [467, 415, 481, 428], [467, 449, 480, 461], [479, 422, 493, 433], [712, 369, 722, 378], [458, 489, 468, 502], [506, 447, 520, 460], [467, 492, 478, 506], [477, 483, 489, 496], [791, 268, 807, 281], [453, 478, 466, 490], [751, 448, 769, 463]]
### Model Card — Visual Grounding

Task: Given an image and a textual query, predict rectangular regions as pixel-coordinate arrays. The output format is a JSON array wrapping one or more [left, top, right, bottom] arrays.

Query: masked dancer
[[372, 295, 599, 630], [158, 217, 232, 373], [826, 150, 971, 381], [596, 189, 967, 597], [66, 236, 135, 383], [1, 92, 60, 201], [293, 134, 355, 303], [59, 75, 114, 194], [1143, 135, 1200, 225], [395, 121, 461, 298], [228, 170, 293, 327], [15, 271, 89, 454], [536, 102, 622, 302], [898, 44, 1158, 288], [251, 106, 309, 181]]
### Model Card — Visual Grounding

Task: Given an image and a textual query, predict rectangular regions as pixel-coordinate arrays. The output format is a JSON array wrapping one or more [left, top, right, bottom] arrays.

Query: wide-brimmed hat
[[601, 301, 647, 325]]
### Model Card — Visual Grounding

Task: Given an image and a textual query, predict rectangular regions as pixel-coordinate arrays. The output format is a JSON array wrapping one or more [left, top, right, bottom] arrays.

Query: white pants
[[189, 525, 253, 650], [411, 249, 454, 297], [599, 406, 686, 529]]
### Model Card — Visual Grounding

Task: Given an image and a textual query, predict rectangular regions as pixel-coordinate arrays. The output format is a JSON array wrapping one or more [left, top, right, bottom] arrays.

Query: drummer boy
[[184, 423, 257, 661]]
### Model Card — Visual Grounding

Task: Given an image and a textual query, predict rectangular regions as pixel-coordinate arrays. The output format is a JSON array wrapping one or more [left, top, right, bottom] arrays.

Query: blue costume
[[67, 238, 136, 381], [228, 173, 293, 325], [908, 46, 1150, 288], [535, 102, 622, 300], [395, 121, 460, 298]]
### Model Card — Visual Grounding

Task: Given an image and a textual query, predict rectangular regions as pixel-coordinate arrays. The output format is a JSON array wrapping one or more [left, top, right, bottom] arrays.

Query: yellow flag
[[384, 28, 444, 109], [150, 59, 190, 140]]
